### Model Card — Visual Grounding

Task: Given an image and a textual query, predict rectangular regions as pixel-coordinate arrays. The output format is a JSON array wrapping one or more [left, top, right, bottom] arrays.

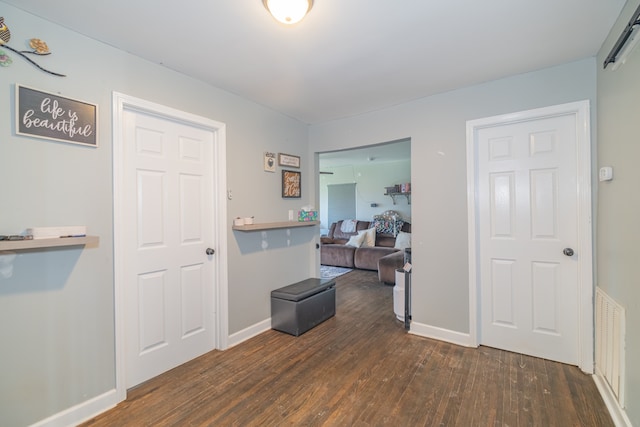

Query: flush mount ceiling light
[[263, 0, 314, 25]]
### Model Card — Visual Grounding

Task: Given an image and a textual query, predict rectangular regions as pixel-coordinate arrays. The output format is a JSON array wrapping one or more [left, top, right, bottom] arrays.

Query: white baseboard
[[593, 374, 632, 427], [227, 318, 272, 348], [409, 321, 475, 348], [30, 389, 120, 427]]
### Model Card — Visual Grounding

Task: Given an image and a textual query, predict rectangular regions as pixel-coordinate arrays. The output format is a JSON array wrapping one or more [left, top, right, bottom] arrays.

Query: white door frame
[[112, 92, 229, 401], [466, 100, 593, 373]]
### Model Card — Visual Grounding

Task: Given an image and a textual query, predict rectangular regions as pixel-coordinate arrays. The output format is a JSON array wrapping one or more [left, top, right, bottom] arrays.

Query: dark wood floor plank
[[532, 355, 553, 427], [400, 340, 460, 426], [356, 334, 435, 425], [81, 270, 613, 427], [451, 347, 484, 427], [562, 363, 616, 427], [474, 347, 505, 427]]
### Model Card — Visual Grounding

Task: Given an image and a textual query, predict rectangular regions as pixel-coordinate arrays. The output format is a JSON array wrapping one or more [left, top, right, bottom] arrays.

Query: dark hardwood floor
[[82, 270, 613, 426]]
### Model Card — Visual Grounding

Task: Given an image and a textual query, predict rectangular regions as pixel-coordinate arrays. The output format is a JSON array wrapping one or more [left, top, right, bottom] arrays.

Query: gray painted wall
[[0, 3, 314, 426], [596, 0, 640, 424], [309, 58, 596, 336]]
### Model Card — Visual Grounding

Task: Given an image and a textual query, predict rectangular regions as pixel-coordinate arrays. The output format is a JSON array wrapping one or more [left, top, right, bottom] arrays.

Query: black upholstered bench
[[271, 278, 336, 336]]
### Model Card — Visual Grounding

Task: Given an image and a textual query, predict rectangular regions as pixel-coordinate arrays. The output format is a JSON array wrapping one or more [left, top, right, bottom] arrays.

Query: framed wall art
[[278, 153, 300, 168], [15, 85, 98, 147], [264, 151, 276, 172], [282, 170, 301, 198]]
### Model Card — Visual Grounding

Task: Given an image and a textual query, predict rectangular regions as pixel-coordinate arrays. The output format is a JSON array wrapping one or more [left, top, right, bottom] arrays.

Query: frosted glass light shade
[[263, 0, 313, 25]]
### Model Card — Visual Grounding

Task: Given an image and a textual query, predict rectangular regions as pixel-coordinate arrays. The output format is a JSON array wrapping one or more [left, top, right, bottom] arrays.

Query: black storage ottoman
[[271, 278, 336, 336]]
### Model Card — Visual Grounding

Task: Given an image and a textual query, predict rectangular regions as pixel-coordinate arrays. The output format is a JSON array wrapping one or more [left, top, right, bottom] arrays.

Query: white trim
[[466, 118, 480, 349], [466, 100, 593, 373], [29, 389, 118, 427], [409, 321, 474, 348], [111, 92, 228, 405], [227, 318, 272, 348], [593, 374, 633, 427]]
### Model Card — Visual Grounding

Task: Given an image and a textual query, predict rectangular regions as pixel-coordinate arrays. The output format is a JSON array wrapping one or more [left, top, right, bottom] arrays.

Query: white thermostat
[[599, 166, 613, 182]]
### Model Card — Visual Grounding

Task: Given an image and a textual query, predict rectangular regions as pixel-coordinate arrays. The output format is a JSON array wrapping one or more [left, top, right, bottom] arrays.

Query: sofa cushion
[[354, 246, 399, 271], [331, 220, 371, 243], [378, 251, 405, 284], [326, 222, 337, 239], [374, 222, 411, 247], [375, 234, 397, 248], [320, 244, 356, 268]]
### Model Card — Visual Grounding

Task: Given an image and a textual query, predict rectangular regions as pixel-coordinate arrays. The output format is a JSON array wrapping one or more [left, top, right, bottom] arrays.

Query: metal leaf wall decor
[[0, 17, 65, 77]]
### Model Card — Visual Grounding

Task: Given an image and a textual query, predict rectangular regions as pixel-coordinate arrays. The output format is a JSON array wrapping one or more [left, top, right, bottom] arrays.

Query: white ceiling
[[4, 1, 625, 124]]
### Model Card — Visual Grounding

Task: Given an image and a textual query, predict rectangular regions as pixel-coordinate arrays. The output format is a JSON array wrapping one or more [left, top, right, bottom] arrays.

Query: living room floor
[[82, 270, 613, 426]]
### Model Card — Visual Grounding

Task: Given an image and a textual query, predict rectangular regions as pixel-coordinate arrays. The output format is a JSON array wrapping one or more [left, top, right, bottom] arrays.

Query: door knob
[[563, 248, 574, 256], [206, 248, 215, 255]]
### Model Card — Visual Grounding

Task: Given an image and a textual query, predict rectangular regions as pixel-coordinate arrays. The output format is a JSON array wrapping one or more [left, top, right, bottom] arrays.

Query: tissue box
[[298, 210, 318, 222]]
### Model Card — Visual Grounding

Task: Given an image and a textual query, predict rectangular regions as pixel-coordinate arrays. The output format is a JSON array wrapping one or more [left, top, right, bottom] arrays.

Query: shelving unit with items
[[384, 183, 411, 205]]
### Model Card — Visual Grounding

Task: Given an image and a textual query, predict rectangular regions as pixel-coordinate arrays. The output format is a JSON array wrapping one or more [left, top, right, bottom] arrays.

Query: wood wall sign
[[15, 85, 98, 147], [282, 170, 301, 198]]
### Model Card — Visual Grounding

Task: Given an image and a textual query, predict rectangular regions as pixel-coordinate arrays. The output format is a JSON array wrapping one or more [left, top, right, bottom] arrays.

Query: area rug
[[320, 265, 353, 279]]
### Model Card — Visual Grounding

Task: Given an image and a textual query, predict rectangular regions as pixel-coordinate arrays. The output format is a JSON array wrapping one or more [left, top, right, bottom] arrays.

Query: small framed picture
[[282, 170, 301, 198], [264, 152, 276, 172], [278, 153, 300, 168]]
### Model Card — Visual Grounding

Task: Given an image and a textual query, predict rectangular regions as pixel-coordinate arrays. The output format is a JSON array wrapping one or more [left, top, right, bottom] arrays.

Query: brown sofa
[[321, 219, 410, 284]]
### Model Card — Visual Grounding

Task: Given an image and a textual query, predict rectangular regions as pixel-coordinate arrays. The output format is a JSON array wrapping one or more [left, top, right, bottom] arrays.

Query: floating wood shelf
[[232, 221, 319, 231], [385, 191, 411, 205], [0, 235, 99, 251]]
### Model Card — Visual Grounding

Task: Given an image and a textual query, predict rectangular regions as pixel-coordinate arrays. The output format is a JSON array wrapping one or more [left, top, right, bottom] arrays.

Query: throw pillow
[[359, 227, 376, 247], [372, 217, 405, 236], [394, 231, 411, 250], [346, 232, 366, 248]]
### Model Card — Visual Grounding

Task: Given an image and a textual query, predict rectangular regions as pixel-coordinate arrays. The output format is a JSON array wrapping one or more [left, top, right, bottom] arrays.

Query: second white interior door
[[476, 112, 580, 365]]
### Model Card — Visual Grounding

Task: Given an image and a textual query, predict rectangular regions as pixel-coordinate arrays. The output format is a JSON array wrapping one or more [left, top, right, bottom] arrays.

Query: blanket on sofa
[[340, 219, 357, 233]]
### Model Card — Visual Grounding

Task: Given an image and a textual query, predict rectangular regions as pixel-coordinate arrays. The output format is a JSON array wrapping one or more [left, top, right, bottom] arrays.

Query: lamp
[[263, 0, 314, 25]]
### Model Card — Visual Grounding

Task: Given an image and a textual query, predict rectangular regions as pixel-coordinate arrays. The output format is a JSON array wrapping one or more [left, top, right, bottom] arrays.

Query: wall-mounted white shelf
[[385, 191, 411, 205], [0, 235, 99, 251], [232, 221, 319, 232]]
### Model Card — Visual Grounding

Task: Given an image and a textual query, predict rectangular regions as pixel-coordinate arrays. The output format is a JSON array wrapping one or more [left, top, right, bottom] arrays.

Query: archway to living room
[[316, 138, 412, 286]]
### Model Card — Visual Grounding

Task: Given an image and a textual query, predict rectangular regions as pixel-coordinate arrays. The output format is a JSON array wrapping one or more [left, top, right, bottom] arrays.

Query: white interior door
[[123, 109, 216, 388], [475, 111, 583, 365]]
